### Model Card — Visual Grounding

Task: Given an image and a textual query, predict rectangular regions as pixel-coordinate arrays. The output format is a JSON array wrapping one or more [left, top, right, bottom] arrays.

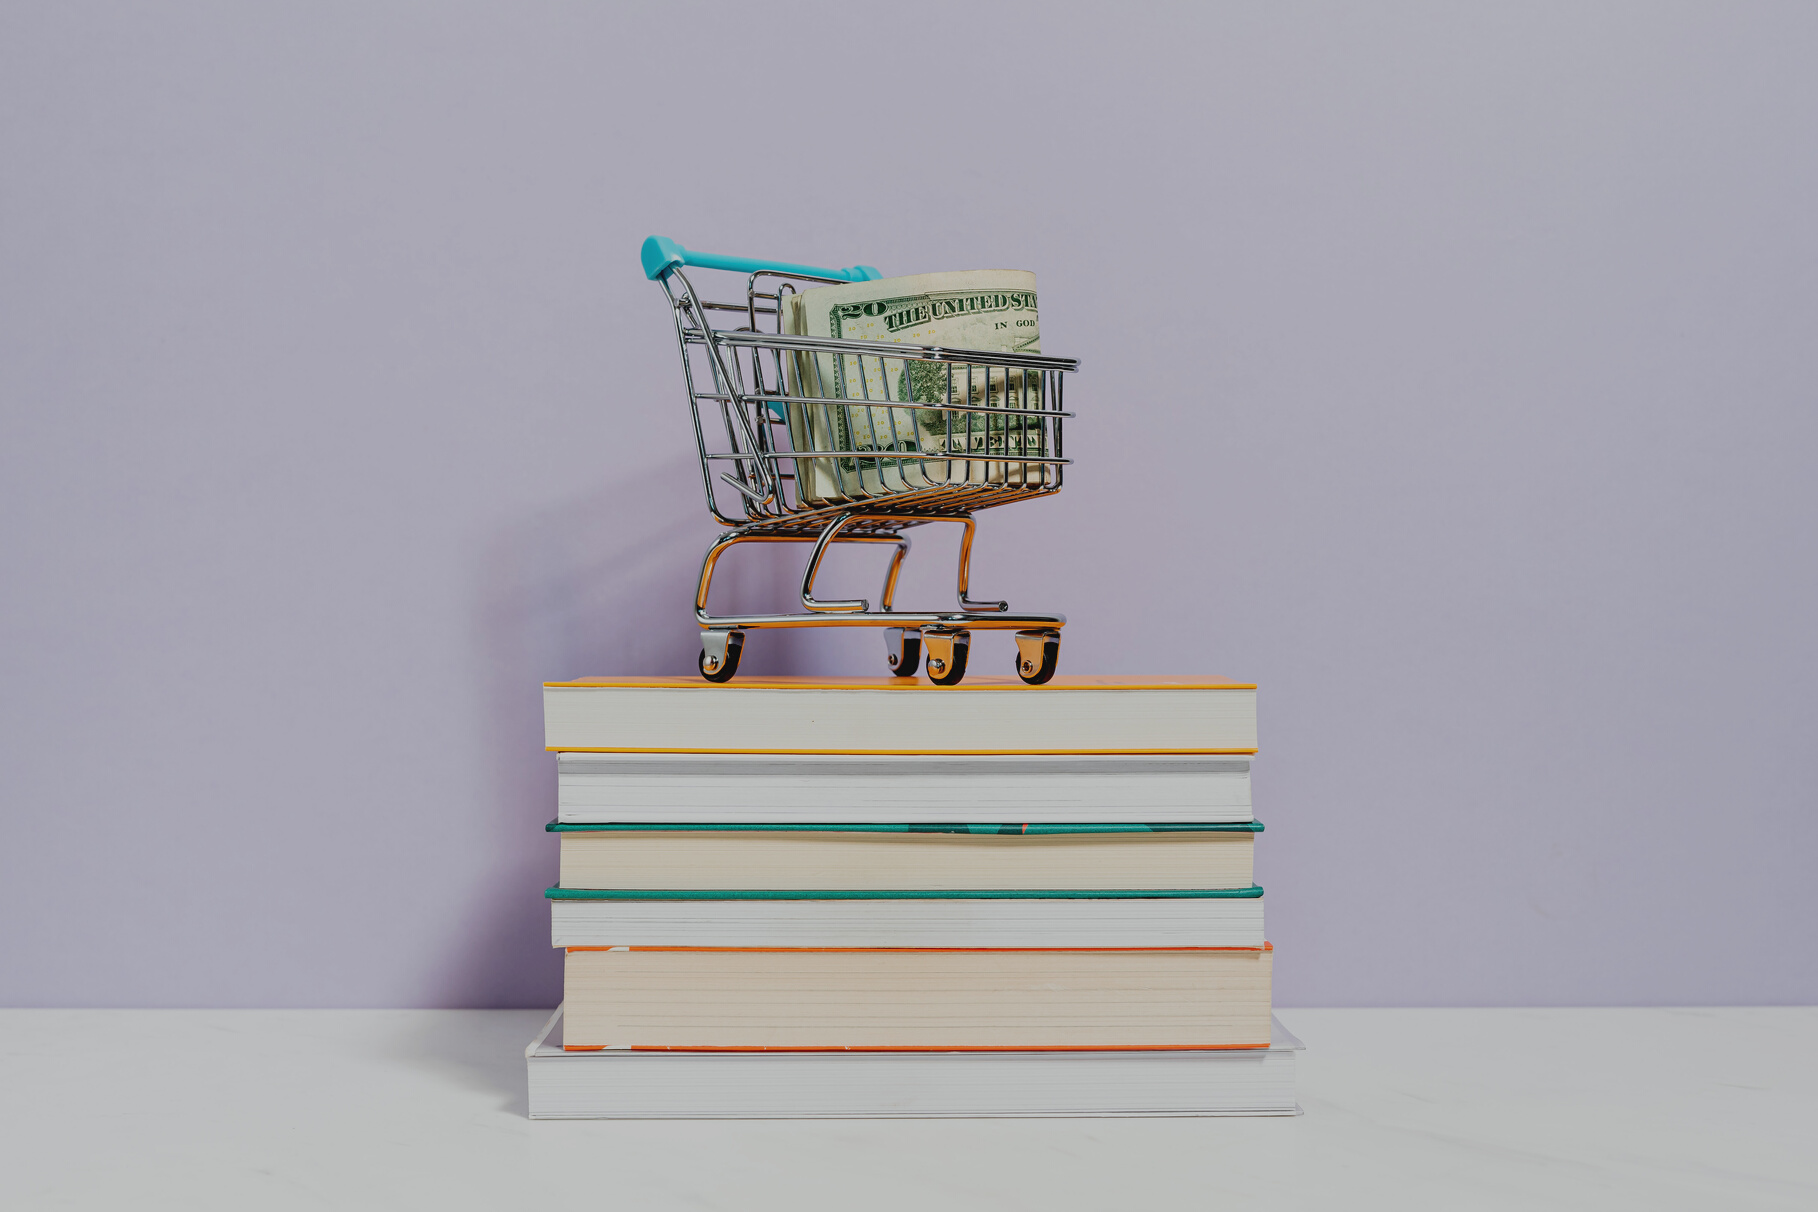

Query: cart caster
[[884, 628, 921, 678], [1014, 629, 1061, 685], [697, 629, 744, 683], [922, 628, 970, 686]]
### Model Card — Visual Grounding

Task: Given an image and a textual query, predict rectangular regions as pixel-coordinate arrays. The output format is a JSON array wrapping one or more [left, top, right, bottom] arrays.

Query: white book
[[548, 894, 1265, 949], [557, 753, 1253, 823], [543, 676, 1258, 755], [526, 1006, 1303, 1118]]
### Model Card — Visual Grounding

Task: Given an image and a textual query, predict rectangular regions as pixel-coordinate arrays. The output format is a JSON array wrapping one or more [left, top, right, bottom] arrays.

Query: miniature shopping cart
[[643, 236, 1078, 687]]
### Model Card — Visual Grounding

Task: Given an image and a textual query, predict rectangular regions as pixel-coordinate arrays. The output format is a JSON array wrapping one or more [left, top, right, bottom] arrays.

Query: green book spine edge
[[545, 820, 1262, 834], [545, 885, 1265, 901]]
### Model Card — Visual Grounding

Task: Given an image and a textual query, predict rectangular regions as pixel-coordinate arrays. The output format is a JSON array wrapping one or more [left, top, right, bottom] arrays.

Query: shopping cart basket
[[643, 236, 1078, 687]]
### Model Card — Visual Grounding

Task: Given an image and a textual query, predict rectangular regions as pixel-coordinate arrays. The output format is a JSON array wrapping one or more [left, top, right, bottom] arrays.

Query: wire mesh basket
[[644, 236, 1080, 686]]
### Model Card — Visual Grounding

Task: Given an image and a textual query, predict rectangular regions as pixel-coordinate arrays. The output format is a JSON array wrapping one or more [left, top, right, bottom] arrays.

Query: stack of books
[[524, 674, 1301, 1118]]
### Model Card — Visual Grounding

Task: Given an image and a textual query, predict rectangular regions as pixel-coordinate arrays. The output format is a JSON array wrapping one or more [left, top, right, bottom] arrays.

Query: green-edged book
[[549, 821, 1263, 893], [544, 822, 1267, 949]]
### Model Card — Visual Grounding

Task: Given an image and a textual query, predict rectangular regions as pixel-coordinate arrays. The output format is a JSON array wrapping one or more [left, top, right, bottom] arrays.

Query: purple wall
[[3, 4, 1814, 1008]]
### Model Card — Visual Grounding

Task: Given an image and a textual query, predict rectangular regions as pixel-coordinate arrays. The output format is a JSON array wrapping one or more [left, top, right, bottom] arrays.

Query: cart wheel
[[885, 627, 921, 678], [697, 630, 744, 683], [922, 628, 970, 687], [1013, 629, 1060, 686]]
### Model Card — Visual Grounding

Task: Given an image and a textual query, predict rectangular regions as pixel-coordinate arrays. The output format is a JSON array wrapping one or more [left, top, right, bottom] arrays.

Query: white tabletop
[[2, 1007, 1812, 1210]]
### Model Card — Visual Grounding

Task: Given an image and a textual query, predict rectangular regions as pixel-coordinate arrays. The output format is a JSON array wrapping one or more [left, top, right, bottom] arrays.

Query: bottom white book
[[524, 1005, 1303, 1119]]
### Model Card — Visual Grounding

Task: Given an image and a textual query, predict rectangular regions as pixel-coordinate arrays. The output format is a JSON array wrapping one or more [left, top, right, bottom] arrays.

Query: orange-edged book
[[561, 945, 1274, 1051], [543, 675, 1258, 755]]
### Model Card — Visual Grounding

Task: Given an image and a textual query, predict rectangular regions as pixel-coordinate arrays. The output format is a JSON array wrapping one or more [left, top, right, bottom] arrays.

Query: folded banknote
[[782, 270, 1050, 505]]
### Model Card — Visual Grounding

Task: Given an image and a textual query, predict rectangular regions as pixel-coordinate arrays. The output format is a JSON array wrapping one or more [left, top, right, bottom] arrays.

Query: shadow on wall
[[436, 456, 699, 1007], [430, 456, 840, 1007], [429, 452, 952, 1003]]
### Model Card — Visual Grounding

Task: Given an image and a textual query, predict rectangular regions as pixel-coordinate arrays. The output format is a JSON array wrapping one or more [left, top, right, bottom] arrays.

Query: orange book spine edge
[[546, 747, 1259, 756], [562, 1042, 1273, 1053], [568, 943, 1272, 953], [544, 678, 1256, 690]]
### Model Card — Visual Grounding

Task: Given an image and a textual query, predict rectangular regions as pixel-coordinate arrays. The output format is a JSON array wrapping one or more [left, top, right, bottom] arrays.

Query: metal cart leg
[[878, 534, 912, 611], [954, 516, 1007, 613], [694, 530, 747, 619], [800, 514, 868, 613]]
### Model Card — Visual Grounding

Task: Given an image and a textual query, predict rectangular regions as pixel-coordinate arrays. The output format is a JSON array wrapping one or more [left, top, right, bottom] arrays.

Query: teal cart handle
[[641, 235, 881, 283]]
